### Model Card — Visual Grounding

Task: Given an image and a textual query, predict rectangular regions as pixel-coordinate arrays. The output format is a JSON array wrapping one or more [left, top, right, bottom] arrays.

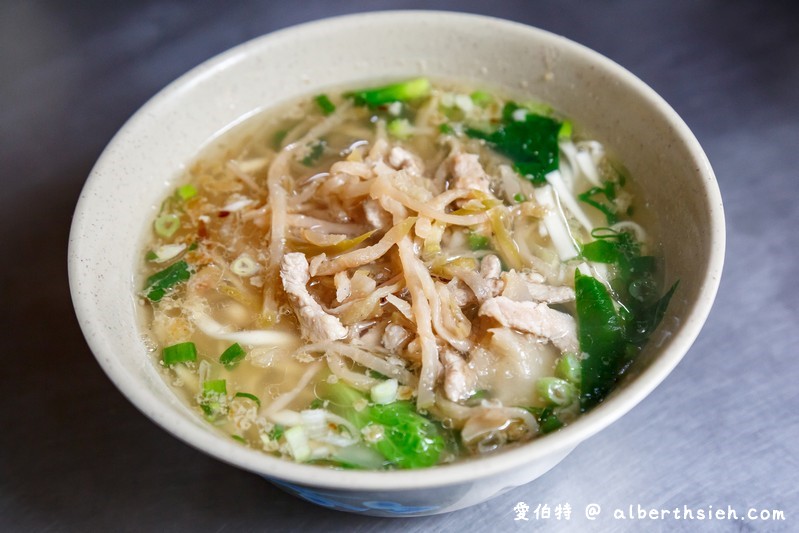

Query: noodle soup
[[138, 79, 676, 469]]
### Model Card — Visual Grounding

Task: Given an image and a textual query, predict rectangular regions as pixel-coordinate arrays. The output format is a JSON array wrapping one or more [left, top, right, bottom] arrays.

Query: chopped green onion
[[177, 184, 197, 200], [467, 232, 491, 251], [269, 424, 285, 441], [187, 241, 198, 251], [536, 377, 578, 407], [203, 379, 227, 394], [219, 343, 246, 368], [558, 120, 573, 140], [556, 353, 582, 386], [162, 341, 197, 365], [200, 379, 227, 419], [154, 213, 180, 238], [301, 140, 326, 167], [234, 392, 261, 406], [347, 78, 431, 107], [145, 250, 158, 261], [438, 123, 455, 134], [144, 260, 191, 301], [231, 435, 247, 444], [315, 94, 336, 115], [513, 193, 526, 203], [470, 90, 493, 107], [387, 118, 413, 139], [314, 94, 336, 115], [272, 129, 288, 150]]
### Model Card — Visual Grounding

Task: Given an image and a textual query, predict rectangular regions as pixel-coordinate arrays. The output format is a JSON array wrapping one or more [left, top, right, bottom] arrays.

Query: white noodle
[[264, 360, 323, 419], [396, 237, 438, 408], [226, 160, 267, 194], [385, 294, 414, 321], [533, 184, 580, 260], [371, 175, 487, 226], [576, 150, 602, 187], [302, 341, 418, 387], [287, 214, 366, 235], [612, 220, 648, 242], [546, 169, 595, 233], [326, 353, 380, 391], [310, 217, 416, 276], [191, 311, 296, 346]]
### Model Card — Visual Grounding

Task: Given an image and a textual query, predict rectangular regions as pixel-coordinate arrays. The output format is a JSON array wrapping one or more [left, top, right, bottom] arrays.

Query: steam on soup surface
[[138, 79, 676, 469]]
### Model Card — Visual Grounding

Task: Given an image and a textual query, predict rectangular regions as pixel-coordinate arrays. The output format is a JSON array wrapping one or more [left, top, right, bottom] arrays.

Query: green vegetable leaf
[[466, 102, 561, 185], [346, 78, 431, 107], [575, 272, 626, 411], [314, 94, 336, 115], [525, 406, 564, 434], [309, 398, 324, 409], [366, 369, 388, 380], [581, 239, 620, 263], [368, 401, 444, 469], [626, 280, 679, 345], [317, 382, 445, 469], [578, 183, 618, 224], [578, 227, 678, 408], [466, 389, 490, 406], [144, 260, 191, 301], [539, 411, 564, 433]]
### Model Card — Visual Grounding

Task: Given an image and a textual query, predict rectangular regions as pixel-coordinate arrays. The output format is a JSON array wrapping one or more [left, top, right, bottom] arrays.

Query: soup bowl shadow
[[68, 11, 724, 517]]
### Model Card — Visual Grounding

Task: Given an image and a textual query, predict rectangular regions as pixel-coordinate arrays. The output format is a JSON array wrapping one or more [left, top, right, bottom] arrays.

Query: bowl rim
[[69, 10, 725, 491]]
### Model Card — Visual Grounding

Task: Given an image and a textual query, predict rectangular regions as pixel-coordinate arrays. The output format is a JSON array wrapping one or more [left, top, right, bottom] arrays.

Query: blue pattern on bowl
[[270, 479, 442, 515]]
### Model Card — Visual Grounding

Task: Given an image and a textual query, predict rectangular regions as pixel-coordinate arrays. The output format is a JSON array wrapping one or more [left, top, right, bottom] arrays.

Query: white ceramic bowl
[[69, 11, 724, 517]]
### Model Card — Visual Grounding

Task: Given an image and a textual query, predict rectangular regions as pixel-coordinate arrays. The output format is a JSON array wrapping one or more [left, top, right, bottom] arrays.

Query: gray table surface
[[1, 1, 797, 531]]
